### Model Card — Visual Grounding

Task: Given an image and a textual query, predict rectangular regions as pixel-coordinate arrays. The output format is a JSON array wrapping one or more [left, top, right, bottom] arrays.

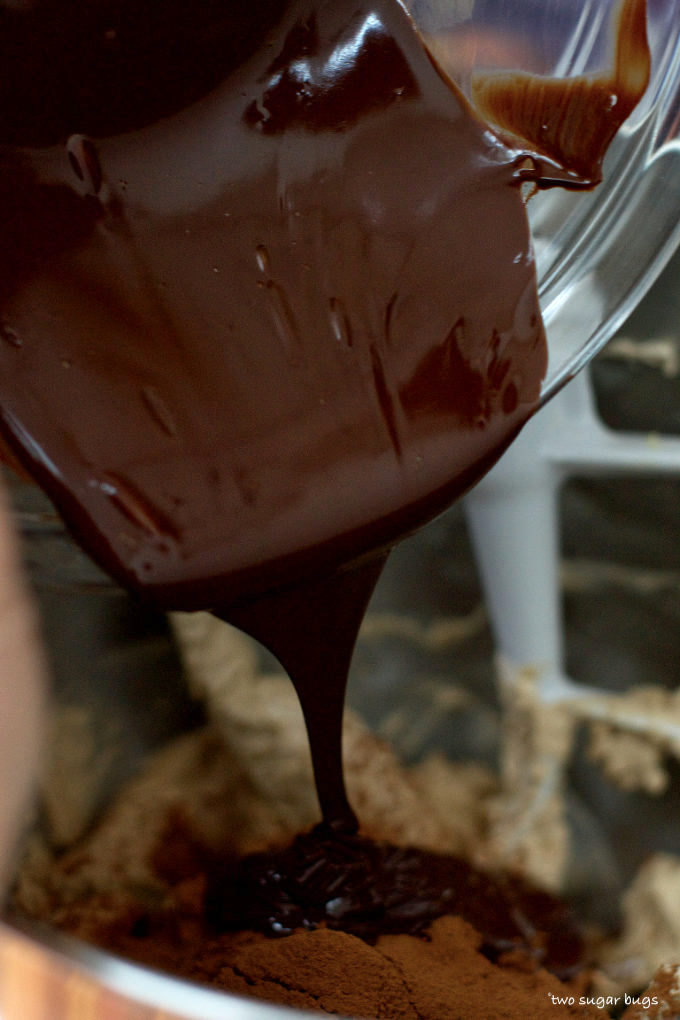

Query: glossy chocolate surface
[[0, 0, 650, 867], [0, 0, 567, 610]]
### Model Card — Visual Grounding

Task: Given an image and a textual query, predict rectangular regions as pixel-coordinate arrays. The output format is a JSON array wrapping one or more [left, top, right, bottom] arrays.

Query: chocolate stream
[[0, 0, 650, 934]]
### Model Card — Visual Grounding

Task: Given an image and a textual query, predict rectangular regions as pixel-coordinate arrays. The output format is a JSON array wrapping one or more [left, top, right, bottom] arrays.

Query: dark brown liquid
[[0, 0, 556, 611], [0, 0, 649, 919], [472, 0, 650, 187], [205, 827, 585, 978]]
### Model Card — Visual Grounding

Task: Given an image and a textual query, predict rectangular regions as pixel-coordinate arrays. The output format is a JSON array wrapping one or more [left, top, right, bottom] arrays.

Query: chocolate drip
[[223, 555, 387, 834]]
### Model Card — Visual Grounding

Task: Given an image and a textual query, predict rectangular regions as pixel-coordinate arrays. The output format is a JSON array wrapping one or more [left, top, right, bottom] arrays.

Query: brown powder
[[201, 916, 600, 1019], [55, 883, 600, 1020]]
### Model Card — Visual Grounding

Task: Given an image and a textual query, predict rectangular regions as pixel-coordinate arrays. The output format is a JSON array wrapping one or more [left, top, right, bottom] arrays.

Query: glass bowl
[[411, 0, 680, 398]]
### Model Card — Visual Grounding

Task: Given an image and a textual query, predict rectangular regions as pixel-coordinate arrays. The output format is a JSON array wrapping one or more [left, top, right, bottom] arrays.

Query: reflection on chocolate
[[243, 10, 419, 133]]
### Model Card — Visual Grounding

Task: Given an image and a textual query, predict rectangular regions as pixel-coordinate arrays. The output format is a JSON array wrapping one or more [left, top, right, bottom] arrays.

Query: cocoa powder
[[64, 887, 600, 1020], [196, 916, 600, 1019], [35, 807, 598, 1020]]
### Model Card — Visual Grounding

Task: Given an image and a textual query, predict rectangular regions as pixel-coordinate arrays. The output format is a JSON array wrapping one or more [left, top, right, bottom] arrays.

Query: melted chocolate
[[0, 0, 629, 611], [206, 827, 585, 979], [0, 0, 649, 925], [472, 0, 650, 187]]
